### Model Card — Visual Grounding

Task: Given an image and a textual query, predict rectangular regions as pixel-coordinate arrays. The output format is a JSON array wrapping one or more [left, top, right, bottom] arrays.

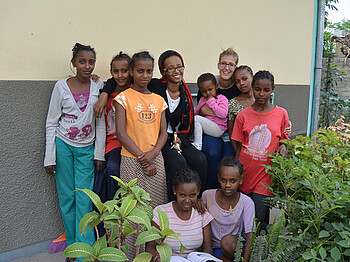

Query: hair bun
[[72, 43, 83, 52]]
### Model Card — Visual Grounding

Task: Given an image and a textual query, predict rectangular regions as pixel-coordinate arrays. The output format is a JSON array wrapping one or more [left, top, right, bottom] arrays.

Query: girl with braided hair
[[114, 51, 168, 260], [93, 52, 132, 236], [44, 43, 105, 262]]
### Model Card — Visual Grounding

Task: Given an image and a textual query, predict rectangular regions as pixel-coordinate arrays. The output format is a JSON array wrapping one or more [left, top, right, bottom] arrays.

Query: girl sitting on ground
[[146, 168, 213, 259], [201, 157, 255, 262]]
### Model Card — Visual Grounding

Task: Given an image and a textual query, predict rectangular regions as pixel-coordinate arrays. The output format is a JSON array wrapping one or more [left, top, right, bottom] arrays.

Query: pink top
[[231, 106, 289, 196], [202, 190, 255, 248], [194, 94, 228, 131], [153, 202, 213, 257], [72, 91, 90, 112]]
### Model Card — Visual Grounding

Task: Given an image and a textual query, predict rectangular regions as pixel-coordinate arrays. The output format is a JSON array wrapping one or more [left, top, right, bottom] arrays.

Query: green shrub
[[64, 177, 184, 262], [265, 128, 350, 261]]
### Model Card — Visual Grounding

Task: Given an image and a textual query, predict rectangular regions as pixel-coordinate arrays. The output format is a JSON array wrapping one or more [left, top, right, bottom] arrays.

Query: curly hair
[[172, 168, 201, 190]]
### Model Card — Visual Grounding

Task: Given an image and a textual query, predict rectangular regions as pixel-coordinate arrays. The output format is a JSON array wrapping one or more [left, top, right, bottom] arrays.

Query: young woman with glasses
[[148, 50, 208, 201], [197, 48, 240, 190]]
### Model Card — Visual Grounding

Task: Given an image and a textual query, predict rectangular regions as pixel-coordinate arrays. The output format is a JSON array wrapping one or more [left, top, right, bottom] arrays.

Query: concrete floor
[[11, 251, 65, 262], [9, 208, 281, 262]]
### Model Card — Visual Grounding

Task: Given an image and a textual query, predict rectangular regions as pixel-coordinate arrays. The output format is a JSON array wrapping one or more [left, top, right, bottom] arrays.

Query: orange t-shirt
[[114, 88, 168, 158]]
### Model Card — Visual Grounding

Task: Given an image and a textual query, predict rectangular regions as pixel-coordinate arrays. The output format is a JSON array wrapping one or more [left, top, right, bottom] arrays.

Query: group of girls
[[44, 43, 290, 262]]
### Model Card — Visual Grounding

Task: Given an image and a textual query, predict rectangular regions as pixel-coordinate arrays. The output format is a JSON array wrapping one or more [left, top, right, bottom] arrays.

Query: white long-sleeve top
[[44, 78, 106, 167]]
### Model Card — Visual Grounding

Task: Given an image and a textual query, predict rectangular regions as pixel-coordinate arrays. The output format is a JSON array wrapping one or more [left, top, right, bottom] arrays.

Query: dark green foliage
[[234, 236, 244, 262], [265, 129, 350, 261], [248, 212, 304, 262]]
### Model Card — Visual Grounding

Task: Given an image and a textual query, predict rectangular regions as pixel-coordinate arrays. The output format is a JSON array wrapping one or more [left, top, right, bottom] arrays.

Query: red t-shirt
[[231, 106, 289, 196], [105, 92, 122, 154]]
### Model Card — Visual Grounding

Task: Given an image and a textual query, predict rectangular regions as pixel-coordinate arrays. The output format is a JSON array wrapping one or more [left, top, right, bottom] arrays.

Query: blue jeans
[[93, 147, 121, 202], [202, 134, 234, 190], [93, 147, 121, 236]]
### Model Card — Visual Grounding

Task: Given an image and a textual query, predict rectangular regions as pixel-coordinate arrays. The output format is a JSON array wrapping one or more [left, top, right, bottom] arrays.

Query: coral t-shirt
[[231, 106, 289, 196], [114, 88, 168, 158], [105, 92, 122, 154]]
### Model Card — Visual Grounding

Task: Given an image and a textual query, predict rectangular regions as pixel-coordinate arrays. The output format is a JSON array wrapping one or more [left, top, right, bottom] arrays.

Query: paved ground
[[10, 208, 281, 262], [11, 251, 65, 262]]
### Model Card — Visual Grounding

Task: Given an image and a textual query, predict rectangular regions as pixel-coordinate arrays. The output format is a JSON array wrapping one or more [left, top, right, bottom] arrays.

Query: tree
[[320, 2, 349, 128]]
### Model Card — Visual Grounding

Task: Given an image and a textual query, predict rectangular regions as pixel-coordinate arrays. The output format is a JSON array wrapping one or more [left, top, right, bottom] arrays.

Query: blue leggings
[[202, 134, 234, 190], [55, 137, 95, 255]]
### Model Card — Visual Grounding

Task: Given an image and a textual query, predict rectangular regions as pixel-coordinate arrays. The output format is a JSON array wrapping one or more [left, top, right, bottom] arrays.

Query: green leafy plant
[[64, 177, 184, 262], [265, 128, 350, 261], [250, 212, 304, 262], [232, 213, 303, 262]]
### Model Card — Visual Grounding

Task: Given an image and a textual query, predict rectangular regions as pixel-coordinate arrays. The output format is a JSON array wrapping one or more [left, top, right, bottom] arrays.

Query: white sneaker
[[192, 142, 202, 151]]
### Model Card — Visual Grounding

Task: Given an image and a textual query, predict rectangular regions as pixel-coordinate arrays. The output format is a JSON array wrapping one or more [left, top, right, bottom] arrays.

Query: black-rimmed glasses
[[163, 65, 185, 73]]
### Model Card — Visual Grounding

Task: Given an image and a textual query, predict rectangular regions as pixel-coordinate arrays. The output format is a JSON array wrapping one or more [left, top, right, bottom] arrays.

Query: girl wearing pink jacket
[[193, 73, 229, 151]]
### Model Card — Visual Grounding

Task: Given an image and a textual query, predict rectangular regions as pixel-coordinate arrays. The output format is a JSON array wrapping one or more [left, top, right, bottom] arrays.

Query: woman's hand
[[94, 92, 109, 119], [139, 151, 157, 168], [145, 232, 160, 262], [284, 121, 292, 136], [193, 199, 207, 215], [202, 223, 213, 255], [145, 163, 157, 176], [90, 74, 100, 83], [95, 160, 105, 172], [45, 165, 55, 175], [175, 136, 182, 148], [277, 144, 287, 156], [199, 105, 216, 117]]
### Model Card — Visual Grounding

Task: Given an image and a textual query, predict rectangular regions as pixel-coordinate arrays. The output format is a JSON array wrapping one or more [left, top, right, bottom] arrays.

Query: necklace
[[229, 205, 234, 213]]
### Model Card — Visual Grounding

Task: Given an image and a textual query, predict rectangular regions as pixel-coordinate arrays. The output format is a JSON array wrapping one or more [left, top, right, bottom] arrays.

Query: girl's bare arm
[[202, 223, 213, 255]]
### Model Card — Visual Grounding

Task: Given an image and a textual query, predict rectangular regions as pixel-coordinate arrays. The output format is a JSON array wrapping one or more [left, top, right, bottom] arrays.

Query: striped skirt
[[120, 153, 168, 260]]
